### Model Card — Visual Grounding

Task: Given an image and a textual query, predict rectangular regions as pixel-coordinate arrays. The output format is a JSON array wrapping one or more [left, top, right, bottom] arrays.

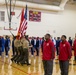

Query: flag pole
[[9, 0, 12, 29], [9, 30, 15, 37]]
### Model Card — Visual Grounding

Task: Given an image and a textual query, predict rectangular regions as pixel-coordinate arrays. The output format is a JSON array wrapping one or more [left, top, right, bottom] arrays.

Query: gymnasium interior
[[0, 0, 76, 75]]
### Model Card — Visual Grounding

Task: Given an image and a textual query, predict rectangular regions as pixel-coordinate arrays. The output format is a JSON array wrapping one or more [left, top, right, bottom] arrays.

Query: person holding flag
[[11, 5, 31, 66], [20, 35, 31, 66]]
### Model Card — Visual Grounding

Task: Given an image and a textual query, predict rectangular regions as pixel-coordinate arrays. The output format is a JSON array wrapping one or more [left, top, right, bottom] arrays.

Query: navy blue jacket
[[2, 38, 5, 46], [56, 40, 61, 48], [5, 39, 9, 47], [2, 38, 5, 52], [31, 39, 35, 47], [0, 38, 2, 47], [36, 40, 40, 48], [68, 40, 72, 46]]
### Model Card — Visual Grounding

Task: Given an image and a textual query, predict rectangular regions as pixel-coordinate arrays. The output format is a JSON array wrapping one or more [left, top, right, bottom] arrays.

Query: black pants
[[16, 46, 23, 62], [56, 47, 59, 55], [20, 48, 29, 64], [0, 47, 2, 55], [59, 60, 69, 75], [74, 56, 76, 61], [5, 46, 9, 55], [31, 47, 34, 55], [36, 47, 39, 56], [11, 47, 18, 61], [43, 60, 53, 75], [12, 46, 15, 56], [14, 46, 22, 62]]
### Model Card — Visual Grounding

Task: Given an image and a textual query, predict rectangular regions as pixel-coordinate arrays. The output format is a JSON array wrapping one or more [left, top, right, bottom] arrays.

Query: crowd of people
[[0, 36, 11, 58], [41, 34, 76, 75], [0, 34, 76, 75]]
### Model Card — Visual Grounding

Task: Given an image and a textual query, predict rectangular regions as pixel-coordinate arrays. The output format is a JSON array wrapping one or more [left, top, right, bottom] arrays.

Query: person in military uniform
[[16, 39, 23, 64], [11, 35, 21, 62], [14, 36, 23, 63], [20, 36, 31, 66]]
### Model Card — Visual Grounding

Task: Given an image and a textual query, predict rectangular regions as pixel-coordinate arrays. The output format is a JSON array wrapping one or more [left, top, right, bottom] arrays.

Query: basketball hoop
[[4, 27, 17, 31]]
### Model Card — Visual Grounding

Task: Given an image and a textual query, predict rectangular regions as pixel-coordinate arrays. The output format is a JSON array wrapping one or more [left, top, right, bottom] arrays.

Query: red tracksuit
[[59, 41, 71, 61], [73, 39, 76, 56], [42, 39, 55, 60]]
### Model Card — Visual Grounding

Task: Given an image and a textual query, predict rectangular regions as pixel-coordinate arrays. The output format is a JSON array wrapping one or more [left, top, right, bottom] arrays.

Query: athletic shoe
[[6, 55, 8, 58]]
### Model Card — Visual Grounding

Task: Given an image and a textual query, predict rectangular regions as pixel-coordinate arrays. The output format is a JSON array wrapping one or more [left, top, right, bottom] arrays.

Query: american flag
[[17, 5, 28, 38]]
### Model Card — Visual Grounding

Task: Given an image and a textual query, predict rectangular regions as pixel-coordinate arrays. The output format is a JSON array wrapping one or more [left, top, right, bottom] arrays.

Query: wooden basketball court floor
[[0, 51, 76, 75]]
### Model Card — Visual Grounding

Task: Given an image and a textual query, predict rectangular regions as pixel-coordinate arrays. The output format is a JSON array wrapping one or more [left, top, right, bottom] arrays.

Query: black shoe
[[11, 59, 14, 62], [21, 63, 24, 66], [22, 62, 26, 64], [20, 62, 24, 66], [17, 61, 20, 65], [27, 63, 31, 66]]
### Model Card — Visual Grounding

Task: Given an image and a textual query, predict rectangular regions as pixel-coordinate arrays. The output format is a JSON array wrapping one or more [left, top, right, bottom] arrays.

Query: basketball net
[[5, 0, 16, 29]]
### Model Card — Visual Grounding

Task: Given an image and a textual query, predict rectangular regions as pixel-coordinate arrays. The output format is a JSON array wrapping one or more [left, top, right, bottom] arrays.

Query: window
[[0, 11, 5, 21]]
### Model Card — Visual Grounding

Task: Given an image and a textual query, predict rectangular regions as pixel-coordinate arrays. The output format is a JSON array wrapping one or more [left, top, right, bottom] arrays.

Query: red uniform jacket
[[73, 39, 76, 56], [42, 39, 55, 60], [59, 41, 72, 61]]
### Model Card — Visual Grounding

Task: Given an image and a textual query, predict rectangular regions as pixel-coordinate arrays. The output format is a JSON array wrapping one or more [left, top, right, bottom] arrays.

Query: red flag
[[17, 9, 24, 36], [20, 5, 28, 37], [17, 5, 28, 38]]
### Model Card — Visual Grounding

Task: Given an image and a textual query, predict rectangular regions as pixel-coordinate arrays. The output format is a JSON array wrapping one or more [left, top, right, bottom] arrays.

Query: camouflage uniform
[[20, 37, 30, 65], [11, 39, 22, 62], [14, 39, 23, 63]]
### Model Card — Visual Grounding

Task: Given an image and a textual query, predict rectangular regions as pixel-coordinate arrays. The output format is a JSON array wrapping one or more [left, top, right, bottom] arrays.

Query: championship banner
[[29, 10, 41, 22]]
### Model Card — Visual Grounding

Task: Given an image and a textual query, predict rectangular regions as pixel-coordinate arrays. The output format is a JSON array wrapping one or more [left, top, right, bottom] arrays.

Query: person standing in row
[[0, 36, 5, 62], [8, 37, 11, 51], [36, 37, 40, 56], [59, 35, 72, 75], [5, 36, 10, 57], [0, 36, 2, 56], [12, 36, 16, 56], [52, 37, 56, 47], [31, 37, 35, 56], [73, 35, 76, 62], [56, 37, 61, 55], [68, 37, 72, 48], [41, 37, 45, 53], [42, 34, 55, 75], [1, 36, 5, 61]]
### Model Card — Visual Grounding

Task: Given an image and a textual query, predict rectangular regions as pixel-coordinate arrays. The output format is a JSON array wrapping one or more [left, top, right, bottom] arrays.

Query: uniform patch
[[63, 44, 66, 47], [47, 43, 49, 46]]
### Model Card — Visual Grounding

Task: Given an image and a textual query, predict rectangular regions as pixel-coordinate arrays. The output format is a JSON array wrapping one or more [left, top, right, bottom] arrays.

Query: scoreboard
[[29, 10, 41, 22]]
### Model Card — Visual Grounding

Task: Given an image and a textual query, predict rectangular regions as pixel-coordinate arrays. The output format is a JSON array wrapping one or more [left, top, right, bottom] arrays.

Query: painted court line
[[0, 60, 31, 75]]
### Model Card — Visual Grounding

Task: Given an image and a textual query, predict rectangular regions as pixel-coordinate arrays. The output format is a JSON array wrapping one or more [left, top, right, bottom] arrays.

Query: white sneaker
[[31, 55, 34, 57], [6, 55, 8, 58]]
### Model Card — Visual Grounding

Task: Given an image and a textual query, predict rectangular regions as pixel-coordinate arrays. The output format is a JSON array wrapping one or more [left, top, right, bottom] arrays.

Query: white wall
[[0, 4, 76, 38]]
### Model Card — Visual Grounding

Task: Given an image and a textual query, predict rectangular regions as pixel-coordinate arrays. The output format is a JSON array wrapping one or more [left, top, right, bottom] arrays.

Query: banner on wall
[[29, 10, 41, 22], [11, 12, 15, 16]]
